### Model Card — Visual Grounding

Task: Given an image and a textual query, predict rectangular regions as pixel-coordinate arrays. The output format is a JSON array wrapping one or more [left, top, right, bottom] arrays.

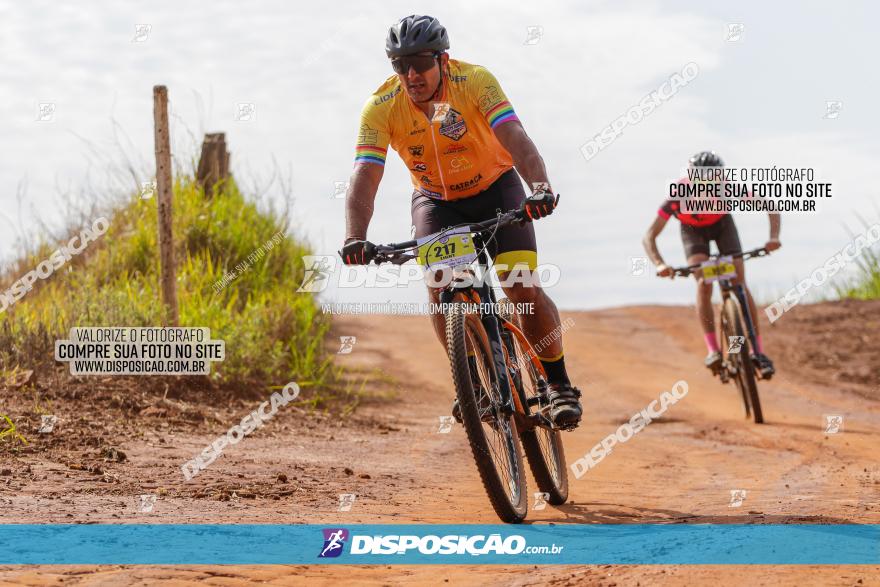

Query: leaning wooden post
[[152, 85, 179, 326], [196, 133, 230, 197]]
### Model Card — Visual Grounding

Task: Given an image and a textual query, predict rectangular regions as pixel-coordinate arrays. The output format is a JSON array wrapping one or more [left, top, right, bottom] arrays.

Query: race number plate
[[415, 227, 477, 270], [700, 255, 736, 282]]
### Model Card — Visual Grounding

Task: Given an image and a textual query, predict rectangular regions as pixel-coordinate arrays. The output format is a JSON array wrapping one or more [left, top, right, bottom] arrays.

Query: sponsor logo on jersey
[[442, 143, 467, 155], [373, 86, 402, 106], [478, 85, 503, 113], [449, 173, 482, 191], [416, 185, 443, 199], [448, 75, 468, 82], [420, 174, 433, 185], [408, 144, 424, 157], [411, 161, 427, 172], [438, 107, 467, 141], [449, 155, 472, 173], [357, 124, 378, 146]]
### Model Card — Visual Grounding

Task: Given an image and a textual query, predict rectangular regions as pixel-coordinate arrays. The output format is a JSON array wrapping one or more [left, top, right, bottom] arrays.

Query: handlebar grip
[[363, 241, 378, 264]]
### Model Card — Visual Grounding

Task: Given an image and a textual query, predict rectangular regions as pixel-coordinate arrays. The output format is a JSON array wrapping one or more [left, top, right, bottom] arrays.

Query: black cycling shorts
[[410, 169, 538, 271], [680, 214, 742, 258]]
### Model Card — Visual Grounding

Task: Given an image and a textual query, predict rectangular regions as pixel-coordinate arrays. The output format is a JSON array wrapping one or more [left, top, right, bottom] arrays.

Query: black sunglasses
[[391, 53, 439, 75]]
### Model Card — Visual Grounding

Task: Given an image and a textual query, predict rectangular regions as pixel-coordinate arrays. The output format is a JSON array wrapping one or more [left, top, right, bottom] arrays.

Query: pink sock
[[704, 333, 720, 353], [755, 335, 764, 354]]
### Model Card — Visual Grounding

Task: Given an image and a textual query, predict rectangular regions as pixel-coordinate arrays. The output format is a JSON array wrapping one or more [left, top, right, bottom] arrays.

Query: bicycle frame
[[719, 280, 759, 357], [439, 234, 518, 419], [435, 228, 553, 428], [671, 247, 767, 357], [370, 208, 552, 428], [367, 208, 569, 520]]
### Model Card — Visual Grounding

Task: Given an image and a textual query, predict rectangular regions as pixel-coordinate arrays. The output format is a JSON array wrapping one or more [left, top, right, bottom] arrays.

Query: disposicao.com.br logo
[[318, 529, 562, 558], [318, 528, 349, 558]]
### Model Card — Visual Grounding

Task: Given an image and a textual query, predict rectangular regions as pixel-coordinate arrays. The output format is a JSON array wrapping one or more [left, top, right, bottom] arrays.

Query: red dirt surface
[[1, 301, 878, 585]]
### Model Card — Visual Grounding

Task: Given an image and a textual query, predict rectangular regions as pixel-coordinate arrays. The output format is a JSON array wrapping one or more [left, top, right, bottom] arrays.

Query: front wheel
[[445, 302, 528, 523], [721, 297, 764, 424]]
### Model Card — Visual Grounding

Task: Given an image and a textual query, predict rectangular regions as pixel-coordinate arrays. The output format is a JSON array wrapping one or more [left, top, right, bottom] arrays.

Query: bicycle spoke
[[485, 424, 517, 496], [465, 321, 520, 504], [512, 340, 563, 487], [537, 429, 559, 479]]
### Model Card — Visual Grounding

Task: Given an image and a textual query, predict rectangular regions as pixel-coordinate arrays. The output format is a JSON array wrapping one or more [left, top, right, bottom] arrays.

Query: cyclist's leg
[[498, 260, 565, 381], [487, 170, 580, 426], [717, 218, 771, 377], [410, 191, 468, 348], [414, 182, 525, 422], [716, 216, 765, 351], [477, 171, 569, 383], [417, 170, 565, 379], [681, 223, 717, 354]]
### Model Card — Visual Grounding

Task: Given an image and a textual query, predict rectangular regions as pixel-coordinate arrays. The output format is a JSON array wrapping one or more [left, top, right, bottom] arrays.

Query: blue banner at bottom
[[0, 524, 877, 565]]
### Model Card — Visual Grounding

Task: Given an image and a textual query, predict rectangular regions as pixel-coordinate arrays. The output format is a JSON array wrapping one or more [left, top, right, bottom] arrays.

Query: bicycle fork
[[440, 282, 516, 418], [732, 284, 760, 358]]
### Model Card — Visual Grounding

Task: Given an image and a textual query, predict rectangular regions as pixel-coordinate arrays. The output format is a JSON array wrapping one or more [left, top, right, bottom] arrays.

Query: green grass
[[832, 216, 880, 300], [0, 176, 339, 400], [0, 413, 28, 445], [833, 247, 880, 300]]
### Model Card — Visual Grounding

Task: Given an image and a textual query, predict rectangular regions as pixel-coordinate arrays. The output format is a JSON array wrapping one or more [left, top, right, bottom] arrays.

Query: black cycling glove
[[340, 239, 373, 265], [522, 190, 559, 221]]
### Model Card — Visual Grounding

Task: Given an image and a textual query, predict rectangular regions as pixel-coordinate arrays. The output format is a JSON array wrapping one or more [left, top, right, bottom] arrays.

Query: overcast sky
[[2, 0, 878, 309]]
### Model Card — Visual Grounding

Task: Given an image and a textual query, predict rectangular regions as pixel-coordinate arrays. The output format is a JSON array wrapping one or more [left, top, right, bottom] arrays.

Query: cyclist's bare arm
[[345, 163, 384, 241], [494, 121, 551, 191], [643, 215, 668, 265]]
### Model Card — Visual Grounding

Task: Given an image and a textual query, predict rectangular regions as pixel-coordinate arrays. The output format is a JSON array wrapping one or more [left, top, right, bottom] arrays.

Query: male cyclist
[[642, 151, 781, 378], [339, 15, 582, 429]]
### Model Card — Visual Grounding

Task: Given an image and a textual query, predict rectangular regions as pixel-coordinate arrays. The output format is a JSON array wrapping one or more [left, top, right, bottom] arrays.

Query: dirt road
[[1, 303, 878, 585]]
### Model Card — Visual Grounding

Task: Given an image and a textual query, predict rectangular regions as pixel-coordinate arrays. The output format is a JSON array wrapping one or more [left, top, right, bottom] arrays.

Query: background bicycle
[[671, 247, 771, 423]]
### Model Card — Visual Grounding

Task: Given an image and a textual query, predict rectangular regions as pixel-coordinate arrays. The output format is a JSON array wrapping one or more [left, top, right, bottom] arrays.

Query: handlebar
[[669, 247, 770, 277], [367, 208, 526, 265]]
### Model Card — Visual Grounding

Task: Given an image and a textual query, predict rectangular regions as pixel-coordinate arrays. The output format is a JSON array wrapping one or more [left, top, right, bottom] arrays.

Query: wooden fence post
[[152, 85, 179, 326], [196, 132, 230, 197]]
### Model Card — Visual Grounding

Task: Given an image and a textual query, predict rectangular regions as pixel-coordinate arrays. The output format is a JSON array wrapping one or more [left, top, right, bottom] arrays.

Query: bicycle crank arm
[[513, 411, 547, 432]]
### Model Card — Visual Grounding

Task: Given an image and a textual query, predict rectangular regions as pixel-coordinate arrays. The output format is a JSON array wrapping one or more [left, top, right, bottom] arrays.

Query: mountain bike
[[670, 247, 769, 424], [365, 208, 568, 523]]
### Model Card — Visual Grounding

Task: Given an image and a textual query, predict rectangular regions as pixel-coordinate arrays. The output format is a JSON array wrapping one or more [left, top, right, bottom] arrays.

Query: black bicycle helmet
[[386, 15, 449, 57], [689, 150, 724, 167]]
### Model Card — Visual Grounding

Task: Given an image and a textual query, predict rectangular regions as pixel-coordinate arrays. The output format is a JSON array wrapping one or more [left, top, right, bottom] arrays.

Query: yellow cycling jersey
[[354, 59, 520, 201]]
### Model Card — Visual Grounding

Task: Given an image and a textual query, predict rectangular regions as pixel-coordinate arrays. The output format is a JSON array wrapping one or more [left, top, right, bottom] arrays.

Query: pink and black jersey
[[658, 177, 725, 228]]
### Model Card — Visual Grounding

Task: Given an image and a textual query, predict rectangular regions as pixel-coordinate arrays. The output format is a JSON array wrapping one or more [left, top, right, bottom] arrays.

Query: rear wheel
[[445, 302, 528, 523], [497, 299, 568, 506], [721, 297, 764, 424], [511, 345, 569, 505]]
